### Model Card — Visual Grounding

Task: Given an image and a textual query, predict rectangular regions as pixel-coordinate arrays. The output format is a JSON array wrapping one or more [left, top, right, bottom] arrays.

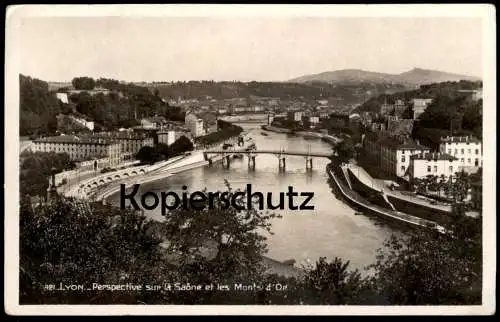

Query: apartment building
[[408, 152, 460, 182], [32, 135, 121, 167], [411, 98, 433, 119], [439, 135, 482, 173], [185, 113, 205, 137], [379, 137, 431, 178]]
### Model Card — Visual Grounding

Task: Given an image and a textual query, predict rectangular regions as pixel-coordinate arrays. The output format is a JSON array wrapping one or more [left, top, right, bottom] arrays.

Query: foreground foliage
[[20, 180, 482, 304]]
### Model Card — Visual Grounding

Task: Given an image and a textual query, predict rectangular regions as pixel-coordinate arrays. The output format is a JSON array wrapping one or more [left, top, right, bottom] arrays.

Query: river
[[106, 123, 397, 271]]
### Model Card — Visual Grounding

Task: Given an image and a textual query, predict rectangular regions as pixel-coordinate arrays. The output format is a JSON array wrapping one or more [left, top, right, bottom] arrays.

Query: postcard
[[5, 4, 496, 315]]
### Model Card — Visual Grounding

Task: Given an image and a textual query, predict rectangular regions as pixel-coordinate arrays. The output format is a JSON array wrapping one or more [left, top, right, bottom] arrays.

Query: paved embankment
[[327, 164, 445, 232]]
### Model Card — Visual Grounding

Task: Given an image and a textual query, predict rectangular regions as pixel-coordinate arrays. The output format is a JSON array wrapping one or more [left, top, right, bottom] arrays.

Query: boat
[[261, 132, 269, 136]]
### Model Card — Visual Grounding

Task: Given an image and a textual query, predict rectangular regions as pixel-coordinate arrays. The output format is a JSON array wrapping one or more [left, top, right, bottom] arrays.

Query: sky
[[13, 16, 483, 82]]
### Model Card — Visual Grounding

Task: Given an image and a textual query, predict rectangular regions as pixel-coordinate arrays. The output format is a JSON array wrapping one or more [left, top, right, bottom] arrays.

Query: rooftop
[[378, 136, 429, 150], [410, 152, 458, 161], [440, 135, 481, 144], [33, 135, 118, 145]]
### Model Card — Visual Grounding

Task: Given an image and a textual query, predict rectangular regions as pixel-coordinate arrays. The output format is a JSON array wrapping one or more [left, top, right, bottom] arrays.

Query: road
[[347, 163, 452, 212]]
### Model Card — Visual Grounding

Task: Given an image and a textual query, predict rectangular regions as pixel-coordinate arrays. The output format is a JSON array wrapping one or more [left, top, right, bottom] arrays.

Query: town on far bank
[[20, 76, 483, 224]]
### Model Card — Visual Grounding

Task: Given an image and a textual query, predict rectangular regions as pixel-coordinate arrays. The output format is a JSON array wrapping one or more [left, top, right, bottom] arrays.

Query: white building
[[439, 136, 482, 173], [140, 116, 167, 129], [55, 92, 69, 104], [458, 89, 483, 101], [409, 152, 460, 182], [379, 137, 432, 179], [309, 116, 320, 128], [412, 98, 433, 119], [185, 113, 205, 137], [94, 132, 154, 160], [288, 111, 303, 122], [68, 115, 95, 131], [32, 135, 121, 167]]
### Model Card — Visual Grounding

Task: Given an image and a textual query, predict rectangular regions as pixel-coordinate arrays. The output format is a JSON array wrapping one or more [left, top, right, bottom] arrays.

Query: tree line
[[151, 81, 408, 105], [20, 75, 62, 136], [20, 151, 76, 199], [135, 136, 194, 165], [20, 74, 187, 136]]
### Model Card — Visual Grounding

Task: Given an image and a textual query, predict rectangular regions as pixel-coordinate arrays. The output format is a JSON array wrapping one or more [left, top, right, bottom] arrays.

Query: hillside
[[354, 80, 483, 114], [289, 68, 480, 86], [20, 75, 179, 136], [20, 75, 63, 136], [147, 81, 408, 105]]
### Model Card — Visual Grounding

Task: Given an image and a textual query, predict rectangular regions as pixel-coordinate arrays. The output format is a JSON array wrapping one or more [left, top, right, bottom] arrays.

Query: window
[[461, 158, 464, 163], [427, 166, 431, 173], [448, 149, 451, 154], [401, 156, 405, 163], [401, 166, 405, 172], [454, 149, 458, 155], [475, 159, 479, 166], [475, 149, 479, 155], [468, 149, 471, 154], [449, 166, 453, 172], [461, 149, 464, 154], [468, 158, 471, 164], [434, 166, 438, 173], [402, 150, 405, 154]]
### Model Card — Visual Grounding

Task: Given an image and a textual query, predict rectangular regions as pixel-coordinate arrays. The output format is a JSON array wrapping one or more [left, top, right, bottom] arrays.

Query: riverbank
[[327, 162, 446, 233], [261, 125, 340, 145]]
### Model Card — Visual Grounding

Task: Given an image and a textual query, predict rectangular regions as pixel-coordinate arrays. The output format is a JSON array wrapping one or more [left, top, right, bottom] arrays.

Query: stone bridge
[[203, 148, 332, 171]]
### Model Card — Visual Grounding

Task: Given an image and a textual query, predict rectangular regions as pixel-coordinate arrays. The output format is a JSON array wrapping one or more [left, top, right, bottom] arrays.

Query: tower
[[46, 167, 58, 203]]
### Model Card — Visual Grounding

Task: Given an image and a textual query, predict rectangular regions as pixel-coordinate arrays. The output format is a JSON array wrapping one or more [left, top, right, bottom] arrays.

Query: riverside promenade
[[346, 163, 452, 213], [328, 163, 446, 233]]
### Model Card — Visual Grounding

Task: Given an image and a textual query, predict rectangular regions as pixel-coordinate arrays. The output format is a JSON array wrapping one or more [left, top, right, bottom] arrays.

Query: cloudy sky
[[13, 15, 483, 82]]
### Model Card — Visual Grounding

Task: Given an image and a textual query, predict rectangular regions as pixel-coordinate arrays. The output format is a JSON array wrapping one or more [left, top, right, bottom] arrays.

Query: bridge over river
[[204, 148, 332, 171]]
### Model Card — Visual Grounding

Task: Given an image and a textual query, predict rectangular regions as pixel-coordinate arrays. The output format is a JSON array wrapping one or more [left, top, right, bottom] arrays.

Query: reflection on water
[[107, 123, 398, 271]]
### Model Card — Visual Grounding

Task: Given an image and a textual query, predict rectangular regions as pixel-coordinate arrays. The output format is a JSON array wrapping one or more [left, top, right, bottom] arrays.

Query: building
[[68, 115, 95, 131], [326, 112, 350, 130], [157, 130, 177, 146], [319, 112, 330, 120], [267, 114, 275, 125], [458, 89, 483, 102], [185, 113, 205, 137], [379, 137, 431, 179], [308, 115, 320, 128], [140, 115, 167, 129], [408, 152, 460, 183], [287, 111, 303, 122], [386, 117, 414, 137], [55, 92, 69, 104], [439, 135, 482, 173], [470, 180, 482, 211], [32, 134, 121, 167], [94, 132, 154, 160], [411, 98, 433, 119]]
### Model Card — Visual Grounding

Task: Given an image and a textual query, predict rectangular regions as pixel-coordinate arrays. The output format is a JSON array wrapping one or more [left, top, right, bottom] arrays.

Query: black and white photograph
[[4, 4, 496, 315]]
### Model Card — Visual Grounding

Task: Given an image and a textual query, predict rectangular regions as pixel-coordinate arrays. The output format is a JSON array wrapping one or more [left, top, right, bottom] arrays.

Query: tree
[[71, 77, 96, 90], [135, 146, 161, 165], [20, 74, 61, 136], [157, 182, 282, 304], [20, 151, 76, 198], [168, 136, 194, 157], [334, 139, 356, 163], [20, 198, 169, 304], [366, 213, 481, 305], [299, 257, 367, 304]]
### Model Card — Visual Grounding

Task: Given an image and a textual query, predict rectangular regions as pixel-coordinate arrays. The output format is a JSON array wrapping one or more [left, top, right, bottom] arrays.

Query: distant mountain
[[288, 68, 481, 86]]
